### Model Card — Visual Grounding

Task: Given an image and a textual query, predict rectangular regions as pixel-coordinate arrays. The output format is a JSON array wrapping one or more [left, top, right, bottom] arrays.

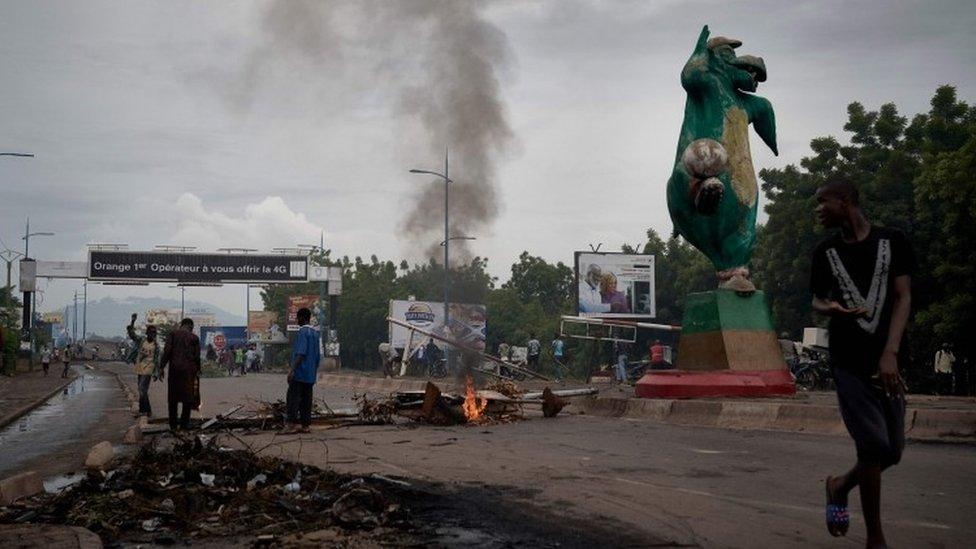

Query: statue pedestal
[[636, 290, 795, 398]]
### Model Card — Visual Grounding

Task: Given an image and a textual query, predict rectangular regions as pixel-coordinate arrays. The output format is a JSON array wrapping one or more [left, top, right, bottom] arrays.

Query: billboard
[[41, 311, 64, 325], [200, 326, 248, 354], [88, 250, 308, 284], [286, 295, 323, 331], [388, 300, 486, 351], [575, 252, 655, 318], [146, 308, 180, 326], [248, 311, 288, 343]]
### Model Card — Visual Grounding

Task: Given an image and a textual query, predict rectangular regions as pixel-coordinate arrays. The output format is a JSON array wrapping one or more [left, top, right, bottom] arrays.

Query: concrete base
[[635, 369, 796, 399], [639, 290, 795, 399]]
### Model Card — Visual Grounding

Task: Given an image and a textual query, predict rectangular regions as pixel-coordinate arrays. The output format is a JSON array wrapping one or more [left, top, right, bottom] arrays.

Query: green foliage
[[753, 85, 976, 387]]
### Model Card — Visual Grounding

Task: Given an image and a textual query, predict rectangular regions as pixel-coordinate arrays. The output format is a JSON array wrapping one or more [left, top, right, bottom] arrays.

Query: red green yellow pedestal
[[635, 290, 795, 398]]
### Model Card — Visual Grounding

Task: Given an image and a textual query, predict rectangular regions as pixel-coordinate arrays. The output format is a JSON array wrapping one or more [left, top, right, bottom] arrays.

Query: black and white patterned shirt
[[811, 226, 915, 377]]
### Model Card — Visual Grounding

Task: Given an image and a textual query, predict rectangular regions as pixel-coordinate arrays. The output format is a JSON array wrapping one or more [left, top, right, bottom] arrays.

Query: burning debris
[[0, 436, 409, 545]]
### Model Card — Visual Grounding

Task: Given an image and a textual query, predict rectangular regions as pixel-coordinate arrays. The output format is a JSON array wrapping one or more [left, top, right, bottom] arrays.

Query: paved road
[[106, 365, 976, 548], [0, 365, 132, 479]]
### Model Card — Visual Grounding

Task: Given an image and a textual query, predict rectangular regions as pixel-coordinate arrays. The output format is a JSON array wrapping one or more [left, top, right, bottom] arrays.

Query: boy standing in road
[[282, 308, 320, 434], [127, 313, 160, 417], [811, 179, 914, 548]]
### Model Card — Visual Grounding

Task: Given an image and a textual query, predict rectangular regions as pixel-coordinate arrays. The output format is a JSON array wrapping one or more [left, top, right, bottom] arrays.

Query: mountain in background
[[51, 296, 245, 338]]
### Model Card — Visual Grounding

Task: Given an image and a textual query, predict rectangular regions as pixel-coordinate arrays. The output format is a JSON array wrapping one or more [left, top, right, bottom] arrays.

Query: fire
[[461, 375, 488, 422]]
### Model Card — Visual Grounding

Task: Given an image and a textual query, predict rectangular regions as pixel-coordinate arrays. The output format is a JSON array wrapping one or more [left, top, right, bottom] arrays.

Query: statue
[[666, 25, 777, 292], [637, 26, 794, 398]]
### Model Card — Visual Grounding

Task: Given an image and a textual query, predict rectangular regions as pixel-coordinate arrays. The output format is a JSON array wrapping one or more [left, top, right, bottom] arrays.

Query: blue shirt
[[291, 325, 321, 384], [552, 339, 564, 357]]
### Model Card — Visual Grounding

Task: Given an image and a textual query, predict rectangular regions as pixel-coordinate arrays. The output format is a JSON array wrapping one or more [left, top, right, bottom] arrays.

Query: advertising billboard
[[575, 252, 655, 318], [88, 250, 308, 284], [146, 308, 180, 326], [388, 300, 486, 351], [286, 295, 323, 331], [248, 311, 288, 343], [200, 326, 248, 355]]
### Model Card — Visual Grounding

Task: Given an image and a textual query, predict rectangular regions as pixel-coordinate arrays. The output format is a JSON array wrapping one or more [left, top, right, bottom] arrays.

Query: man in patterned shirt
[[811, 178, 914, 548]]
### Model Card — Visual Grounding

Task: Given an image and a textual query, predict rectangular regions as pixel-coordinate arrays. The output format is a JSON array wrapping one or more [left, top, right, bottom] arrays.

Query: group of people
[[125, 307, 321, 434], [206, 343, 260, 376], [39, 345, 74, 378]]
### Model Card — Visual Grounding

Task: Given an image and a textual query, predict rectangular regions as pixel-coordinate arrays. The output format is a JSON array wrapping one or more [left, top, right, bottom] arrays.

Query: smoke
[[220, 0, 514, 263]]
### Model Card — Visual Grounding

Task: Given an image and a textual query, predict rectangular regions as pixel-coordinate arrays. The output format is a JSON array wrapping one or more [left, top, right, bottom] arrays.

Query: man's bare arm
[[883, 275, 911, 355]]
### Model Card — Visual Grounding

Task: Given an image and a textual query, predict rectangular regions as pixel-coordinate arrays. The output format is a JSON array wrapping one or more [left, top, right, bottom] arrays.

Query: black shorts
[[527, 354, 539, 366], [834, 367, 905, 467]]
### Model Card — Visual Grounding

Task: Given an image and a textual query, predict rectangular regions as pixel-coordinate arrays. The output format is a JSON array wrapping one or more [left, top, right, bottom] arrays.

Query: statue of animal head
[[704, 36, 768, 95]]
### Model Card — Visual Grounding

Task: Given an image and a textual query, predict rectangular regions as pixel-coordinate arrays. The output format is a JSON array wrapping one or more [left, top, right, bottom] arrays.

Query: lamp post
[[410, 149, 453, 368], [21, 218, 54, 352]]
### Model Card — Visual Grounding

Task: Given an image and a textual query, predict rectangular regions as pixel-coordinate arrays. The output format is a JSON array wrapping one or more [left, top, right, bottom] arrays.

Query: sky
[[1, 0, 973, 318]]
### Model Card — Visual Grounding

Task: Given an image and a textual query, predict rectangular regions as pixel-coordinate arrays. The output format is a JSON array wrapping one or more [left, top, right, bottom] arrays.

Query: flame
[[461, 375, 488, 422]]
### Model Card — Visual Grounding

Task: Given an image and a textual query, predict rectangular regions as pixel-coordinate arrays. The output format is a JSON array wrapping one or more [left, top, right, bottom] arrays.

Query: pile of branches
[[0, 436, 401, 544]]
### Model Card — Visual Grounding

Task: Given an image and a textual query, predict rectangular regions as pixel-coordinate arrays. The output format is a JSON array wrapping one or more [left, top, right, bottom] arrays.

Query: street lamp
[[21, 218, 54, 349], [410, 149, 455, 369], [22, 217, 54, 259], [440, 236, 475, 247]]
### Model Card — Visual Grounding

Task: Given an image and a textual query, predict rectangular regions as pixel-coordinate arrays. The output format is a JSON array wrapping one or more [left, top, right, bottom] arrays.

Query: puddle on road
[[7, 374, 91, 434], [0, 367, 121, 478]]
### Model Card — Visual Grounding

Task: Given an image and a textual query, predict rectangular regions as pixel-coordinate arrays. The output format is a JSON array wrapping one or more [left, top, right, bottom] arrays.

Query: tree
[[502, 252, 573, 316]]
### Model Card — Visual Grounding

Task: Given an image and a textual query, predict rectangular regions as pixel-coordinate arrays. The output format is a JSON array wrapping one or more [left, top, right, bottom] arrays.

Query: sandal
[[825, 476, 849, 537]]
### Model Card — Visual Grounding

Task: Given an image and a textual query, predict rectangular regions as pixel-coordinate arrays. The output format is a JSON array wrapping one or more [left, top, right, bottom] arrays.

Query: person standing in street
[[60, 346, 72, 378], [613, 340, 630, 383], [159, 318, 201, 430], [127, 314, 160, 417], [282, 308, 320, 434], [526, 333, 541, 370], [934, 343, 955, 395], [649, 340, 668, 370], [40, 346, 51, 376], [245, 345, 258, 374], [551, 333, 566, 381], [811, 179, 914, 547]]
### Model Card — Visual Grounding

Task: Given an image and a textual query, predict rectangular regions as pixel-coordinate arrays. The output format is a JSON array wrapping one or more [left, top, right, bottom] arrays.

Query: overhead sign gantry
[[88, 250, 309, 284]]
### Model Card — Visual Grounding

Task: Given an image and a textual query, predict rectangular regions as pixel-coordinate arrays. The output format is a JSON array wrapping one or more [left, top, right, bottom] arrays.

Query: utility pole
[[72, 290, 78, 343], [82, 280, 87, 344]]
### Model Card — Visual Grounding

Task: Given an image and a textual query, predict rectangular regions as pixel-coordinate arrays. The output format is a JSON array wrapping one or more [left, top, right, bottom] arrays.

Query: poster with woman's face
[[575, 252, 656, 318]]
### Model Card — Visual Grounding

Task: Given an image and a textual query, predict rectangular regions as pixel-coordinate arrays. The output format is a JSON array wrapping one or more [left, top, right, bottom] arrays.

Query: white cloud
[[164, 193, 325, 252]]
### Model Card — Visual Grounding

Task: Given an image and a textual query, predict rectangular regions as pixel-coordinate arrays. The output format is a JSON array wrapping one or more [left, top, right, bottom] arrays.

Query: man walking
[[60, 346, 72, 378], [811, 179, 914, 548], [159, 318, 201, 430], [282, 308, 320, 434], [40, 346, 51, 376], [126, 313, 159, 417]]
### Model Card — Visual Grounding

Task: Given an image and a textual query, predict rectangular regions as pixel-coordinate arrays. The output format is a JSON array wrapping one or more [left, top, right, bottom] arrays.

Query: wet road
[[0, 365, 132, 479]]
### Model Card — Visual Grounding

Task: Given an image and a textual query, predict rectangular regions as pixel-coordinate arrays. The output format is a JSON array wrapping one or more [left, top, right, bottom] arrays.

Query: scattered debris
[[0, 436, 405, 544], [83, 441, 115, 471]]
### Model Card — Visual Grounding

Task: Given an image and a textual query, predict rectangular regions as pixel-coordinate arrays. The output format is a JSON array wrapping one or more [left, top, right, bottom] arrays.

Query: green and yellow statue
[[667, 25, 777, 292]]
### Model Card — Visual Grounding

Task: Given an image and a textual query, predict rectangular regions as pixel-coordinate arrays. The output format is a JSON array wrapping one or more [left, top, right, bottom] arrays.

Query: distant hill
[[52, 296, 245, 339]]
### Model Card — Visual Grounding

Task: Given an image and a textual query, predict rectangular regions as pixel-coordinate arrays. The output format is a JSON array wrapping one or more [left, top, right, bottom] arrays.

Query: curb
[[579, 396, 976, 441], [0, 374, 80, 431]]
